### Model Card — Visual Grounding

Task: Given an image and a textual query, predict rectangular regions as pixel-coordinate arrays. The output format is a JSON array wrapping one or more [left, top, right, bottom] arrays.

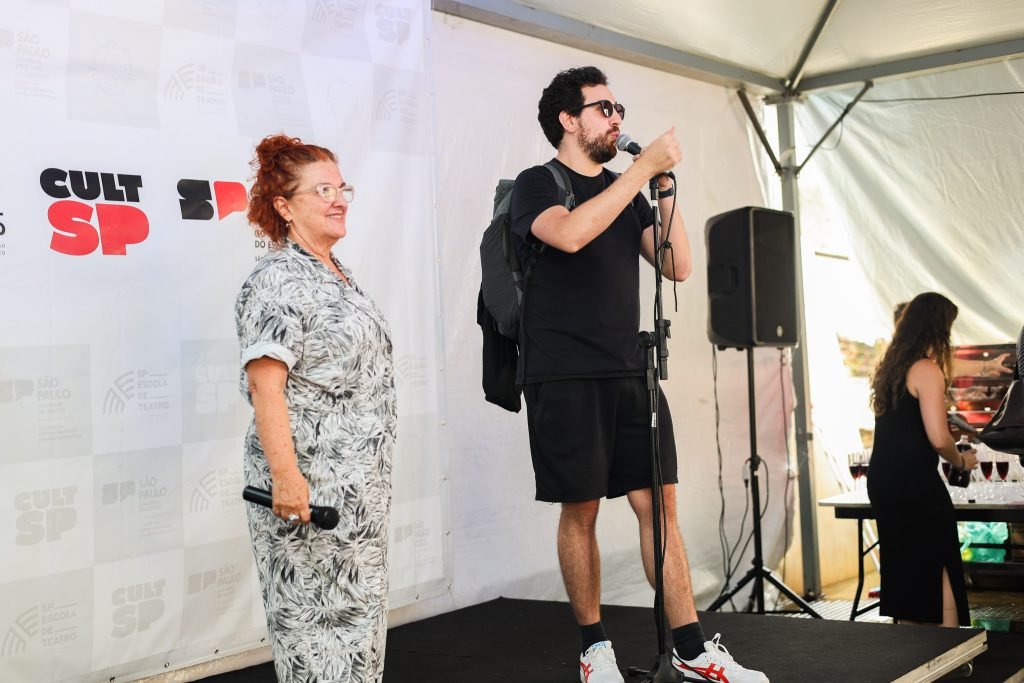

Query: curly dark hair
[[538, 66, 608, 148], [870, 292, 958, 416], [247, 134, 336, 243]]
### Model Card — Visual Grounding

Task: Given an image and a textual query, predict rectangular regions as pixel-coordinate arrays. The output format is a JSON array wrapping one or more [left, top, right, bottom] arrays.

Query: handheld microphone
[[616, 133, 675, 180], [615, 133, 643, 155], [242, 486, 341, 530]]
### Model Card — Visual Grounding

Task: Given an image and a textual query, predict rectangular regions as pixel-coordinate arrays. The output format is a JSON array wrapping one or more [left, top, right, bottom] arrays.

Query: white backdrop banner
[[0, 2, 449, 681]]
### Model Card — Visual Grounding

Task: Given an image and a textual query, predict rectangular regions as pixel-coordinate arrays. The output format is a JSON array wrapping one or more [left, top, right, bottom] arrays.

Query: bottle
[[948, 436, 972, 488]]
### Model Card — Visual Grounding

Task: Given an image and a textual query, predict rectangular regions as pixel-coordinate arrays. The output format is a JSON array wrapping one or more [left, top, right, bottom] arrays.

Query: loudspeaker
[[705, 206, 798, 348]]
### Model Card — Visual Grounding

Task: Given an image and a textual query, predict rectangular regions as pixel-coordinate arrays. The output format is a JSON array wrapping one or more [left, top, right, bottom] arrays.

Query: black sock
[[672, 622, 706, 660], [580, 621, 608, 654]]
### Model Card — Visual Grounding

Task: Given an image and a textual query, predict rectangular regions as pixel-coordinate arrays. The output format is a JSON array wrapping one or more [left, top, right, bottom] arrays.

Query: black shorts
[[523, 377, 678, 503]]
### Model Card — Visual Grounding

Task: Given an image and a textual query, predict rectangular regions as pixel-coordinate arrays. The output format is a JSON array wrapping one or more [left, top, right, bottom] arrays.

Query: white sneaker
[[580, 640, 624, 683], [672, 633, 769, 682]]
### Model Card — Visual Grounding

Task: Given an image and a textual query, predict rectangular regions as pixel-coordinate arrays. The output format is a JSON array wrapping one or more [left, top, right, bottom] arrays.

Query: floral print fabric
[[235, 240, 396, 683]]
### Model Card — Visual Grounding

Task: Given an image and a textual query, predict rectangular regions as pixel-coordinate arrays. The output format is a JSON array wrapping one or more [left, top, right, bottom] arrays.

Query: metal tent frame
[[434, 0, 1024, 597]]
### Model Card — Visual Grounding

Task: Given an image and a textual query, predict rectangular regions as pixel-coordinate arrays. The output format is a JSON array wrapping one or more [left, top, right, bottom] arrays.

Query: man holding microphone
[[509, 66, 768, 683]]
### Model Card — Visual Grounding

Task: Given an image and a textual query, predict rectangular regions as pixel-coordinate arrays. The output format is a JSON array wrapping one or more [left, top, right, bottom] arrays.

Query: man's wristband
[[658, 186, 674, 199]]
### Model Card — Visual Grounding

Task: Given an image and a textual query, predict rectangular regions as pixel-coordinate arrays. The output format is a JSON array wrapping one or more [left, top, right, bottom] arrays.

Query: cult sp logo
[[111, 580, 165, 637], [40, 168, 149, 255], [14, 487, 78, 545], [177, 179, 247, 221]]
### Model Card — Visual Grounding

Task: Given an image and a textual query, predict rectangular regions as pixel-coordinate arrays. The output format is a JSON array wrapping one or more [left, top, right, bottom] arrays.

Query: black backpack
[[477, 162, 574, 411]]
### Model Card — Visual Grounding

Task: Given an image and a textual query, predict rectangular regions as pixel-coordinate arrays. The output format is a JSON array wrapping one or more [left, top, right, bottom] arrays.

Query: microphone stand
[[628, 176, 681, 683]]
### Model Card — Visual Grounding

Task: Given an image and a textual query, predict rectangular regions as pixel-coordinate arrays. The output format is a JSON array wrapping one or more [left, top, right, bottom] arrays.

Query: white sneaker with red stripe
[[672, 633, 769, 682], [579, 640, 624, 683]]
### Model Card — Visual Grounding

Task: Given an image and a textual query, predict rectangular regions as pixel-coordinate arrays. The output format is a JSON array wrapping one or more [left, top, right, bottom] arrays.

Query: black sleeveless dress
[[866, 386, 970, 625]]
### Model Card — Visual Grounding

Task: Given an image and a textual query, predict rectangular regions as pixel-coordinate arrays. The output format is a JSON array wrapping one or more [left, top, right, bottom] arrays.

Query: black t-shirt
[[509, 159, 654, 383]]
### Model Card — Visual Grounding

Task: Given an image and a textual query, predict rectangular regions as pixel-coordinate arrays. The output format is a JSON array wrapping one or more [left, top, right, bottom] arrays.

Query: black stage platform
[[205, 598, 1024, 682]]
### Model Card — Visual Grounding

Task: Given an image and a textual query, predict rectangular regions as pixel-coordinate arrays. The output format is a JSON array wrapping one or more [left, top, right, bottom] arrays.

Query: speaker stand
[[706, 348, 822, 619]]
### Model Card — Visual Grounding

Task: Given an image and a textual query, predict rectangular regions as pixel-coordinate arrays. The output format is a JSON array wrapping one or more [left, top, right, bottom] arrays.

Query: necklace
[[289, 229, 348, 285]]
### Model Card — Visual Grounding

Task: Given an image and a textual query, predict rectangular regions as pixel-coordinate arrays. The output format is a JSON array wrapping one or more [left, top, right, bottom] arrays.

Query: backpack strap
[[544, 161, 576, 210], [522, 161, 575, 279], [517, 162, 577, 385]]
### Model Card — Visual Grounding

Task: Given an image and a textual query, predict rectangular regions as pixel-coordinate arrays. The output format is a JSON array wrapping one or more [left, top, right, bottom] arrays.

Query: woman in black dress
[[867, 292, 978, 626]]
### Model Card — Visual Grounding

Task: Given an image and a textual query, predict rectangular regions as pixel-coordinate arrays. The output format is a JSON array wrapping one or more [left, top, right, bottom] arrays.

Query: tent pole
[[785, 0, 842, 93], [737, 90, 782, 175], [796, 81, 873, 174], [777, 99, 822, 599]]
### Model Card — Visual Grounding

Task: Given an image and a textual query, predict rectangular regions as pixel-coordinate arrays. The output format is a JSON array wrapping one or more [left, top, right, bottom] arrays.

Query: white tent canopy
[[435, 0, 1024, 597], [436, 0, 1024, 93]]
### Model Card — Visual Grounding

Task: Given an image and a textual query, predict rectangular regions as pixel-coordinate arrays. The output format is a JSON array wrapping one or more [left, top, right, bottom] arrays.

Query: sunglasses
[[291, 183, 355, 203], [574, 99, 626, 121]]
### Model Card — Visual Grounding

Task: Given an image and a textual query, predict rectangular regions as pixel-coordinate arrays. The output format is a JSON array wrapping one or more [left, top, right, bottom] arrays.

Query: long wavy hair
[[870, 292, 958, 416]]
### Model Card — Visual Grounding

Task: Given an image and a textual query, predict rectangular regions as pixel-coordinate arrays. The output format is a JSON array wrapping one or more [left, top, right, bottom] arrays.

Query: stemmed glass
[[848, 451, 868, 492], [995, 452, 1011, 501], [977, 448, 995, 501]]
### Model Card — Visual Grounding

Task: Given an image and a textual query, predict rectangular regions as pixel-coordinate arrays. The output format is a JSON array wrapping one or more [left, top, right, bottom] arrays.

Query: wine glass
[[847, 452, 860, 490], [847, 450, 868, 492], [977, 448, 994, 501], [995, 452, 1011, 501], [996, 453, 1010, 481]]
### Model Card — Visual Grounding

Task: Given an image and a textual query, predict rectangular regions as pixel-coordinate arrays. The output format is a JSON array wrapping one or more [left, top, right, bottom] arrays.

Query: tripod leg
[[762, 571, 822, 618], [706, 567, 757, 612]]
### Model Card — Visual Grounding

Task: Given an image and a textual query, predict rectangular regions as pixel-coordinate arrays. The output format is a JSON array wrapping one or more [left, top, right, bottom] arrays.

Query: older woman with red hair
[[235, 134, 395, 682]]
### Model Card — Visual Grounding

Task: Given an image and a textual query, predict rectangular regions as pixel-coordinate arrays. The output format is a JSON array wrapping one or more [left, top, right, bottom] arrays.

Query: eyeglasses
[[291, 183, 355, 203], [574, 100, 626, 121]]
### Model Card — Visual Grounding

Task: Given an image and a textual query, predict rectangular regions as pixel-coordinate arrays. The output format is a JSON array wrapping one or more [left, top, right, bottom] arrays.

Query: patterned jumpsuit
[[235, 240, 396, 683]]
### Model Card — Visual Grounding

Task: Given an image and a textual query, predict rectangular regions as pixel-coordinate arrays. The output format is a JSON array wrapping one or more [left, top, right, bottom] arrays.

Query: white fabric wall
[[0, 3, 446, 681], [392, 12, 789, 625], [777, 57, 1024, 589], [797, 58, 1024, 345]]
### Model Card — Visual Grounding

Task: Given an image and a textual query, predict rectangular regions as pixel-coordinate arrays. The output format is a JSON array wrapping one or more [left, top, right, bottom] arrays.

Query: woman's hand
[[246, 357, 310, 525], [272, 468, 311, 524], [985, 352, 1013, 376], [959, 447, 978, 470]]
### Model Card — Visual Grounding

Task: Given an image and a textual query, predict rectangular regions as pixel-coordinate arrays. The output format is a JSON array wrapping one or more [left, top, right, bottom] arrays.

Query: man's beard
[[579, 121, 618, 164]]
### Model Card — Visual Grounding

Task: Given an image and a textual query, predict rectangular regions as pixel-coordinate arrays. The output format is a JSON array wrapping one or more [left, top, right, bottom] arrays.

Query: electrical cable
[[774, 350, 794, 610], [862, 90, 1024, 103]]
